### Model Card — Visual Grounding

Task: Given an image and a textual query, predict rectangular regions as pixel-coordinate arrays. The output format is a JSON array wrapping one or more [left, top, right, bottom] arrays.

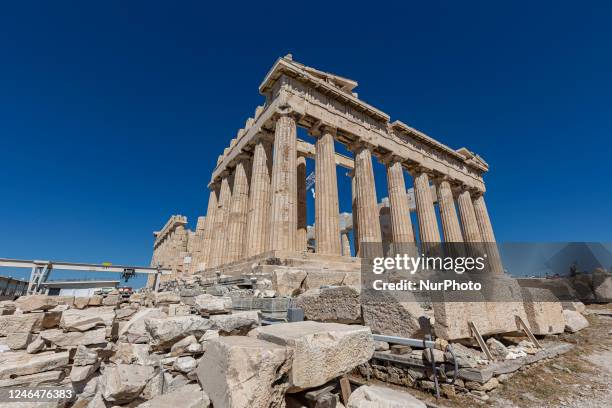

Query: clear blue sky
[[1, 1, 611, 283]]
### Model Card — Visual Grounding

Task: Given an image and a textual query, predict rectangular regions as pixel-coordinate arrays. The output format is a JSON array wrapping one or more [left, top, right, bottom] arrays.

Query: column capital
[[431, 173, 455, 186], [348, 139, 375, 154], [309, 122, 337, 138], [406, 164, 432, 178], [471, 187, 486, 198], [207, 180, 220, 191], [234, 152, 252, 162], [380, 153, 405, 166], [275, 104, 300, 120], [253, 130, 274, 144]]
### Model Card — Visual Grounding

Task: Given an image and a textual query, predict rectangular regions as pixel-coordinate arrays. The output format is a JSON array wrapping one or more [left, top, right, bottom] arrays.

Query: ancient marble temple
[[150, 55, 502, 284]]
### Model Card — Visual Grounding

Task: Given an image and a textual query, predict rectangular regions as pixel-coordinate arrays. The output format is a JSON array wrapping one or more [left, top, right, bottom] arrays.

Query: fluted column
[[314, 127, 341, 255], [200, 187, 219, 269], [386, 159, 415, 247], [350, 172, 360, 256], [352, 144, 382, 256], [473, 192, 504, 274], [411, 169, 441, 245], [436, 179, 463, 243], [226, 158, 251, 263], [210, 172, 232, 267], [297, 155, 308, 251], [457, 189, 482, 243], [245, 135, 273, 257], [341, 231, 351, 257], [268, 110, 298, 252]]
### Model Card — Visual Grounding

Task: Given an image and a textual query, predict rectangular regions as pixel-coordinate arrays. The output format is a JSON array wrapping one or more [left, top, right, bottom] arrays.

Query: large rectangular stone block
[[196, 336, 290, 408], [521, 287, 565, 335], [250, 321, 374, 391]]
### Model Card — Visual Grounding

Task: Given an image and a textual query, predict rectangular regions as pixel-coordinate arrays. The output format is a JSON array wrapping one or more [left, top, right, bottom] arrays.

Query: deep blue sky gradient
[[1, 1, 611, 283]]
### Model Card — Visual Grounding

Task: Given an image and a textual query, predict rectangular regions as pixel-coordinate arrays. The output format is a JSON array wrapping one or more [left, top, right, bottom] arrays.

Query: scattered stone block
[[363, 292, 425, 338], [73, 345, 99, 366], [295, 286, 362, 324], [41, 327, 106, 347], [70, 363, 98, 383], [199, 330, 219, 350], [0, 313, 44, 336], [173, 356, 197, 373], [73, 297, 90, 309], [26, 335, 45, 354], [251, 321, 374, 391], [272, 268, 308, 297], [7, 332, 33, 350], [0, 370, 64, 389], [99, 363, 154, 404], [561, 301, 586, 313], [196, 336, 291, 408], [347, 384, 426, 408], [170, 335, 197, 354], [444, 343, 482, 368], [60, 307, 116, 332], [486, 338, 509, 360], [88, 295, 103, 306], [168, 304, 191, 317], [563, 309, 589, 333], [465, 377, 500, 392], [41, 310, 62, 330], [15, 295, 58, 312], [115, 307, 138, 320], [145, 315, 212, 349], [194, 294, 232, 315], [119, 308, 166, 343], [110, 343, 152, 365], [0, 301, 16, 315], [154, 291, 181, 305], [521, 287, 565, 335], [103, 294, 120, 306], [138, 383, 210, 408], [210, 311, 260, 335], [186, 342, 203, 353], [0, 351, 69, 379]]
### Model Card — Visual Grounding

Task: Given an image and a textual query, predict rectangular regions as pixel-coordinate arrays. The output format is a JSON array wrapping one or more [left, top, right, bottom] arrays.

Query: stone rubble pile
[[0, 291, 389, 408]]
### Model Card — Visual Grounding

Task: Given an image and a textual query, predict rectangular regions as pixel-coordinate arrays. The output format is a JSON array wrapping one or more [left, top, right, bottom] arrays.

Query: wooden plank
[[468, 321, 494, 361], [339, 374, 352, 405], [515, 315, 543, 349]]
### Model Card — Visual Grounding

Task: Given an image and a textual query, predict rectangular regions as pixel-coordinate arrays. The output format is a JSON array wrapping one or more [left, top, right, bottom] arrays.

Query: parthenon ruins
[[150, 54, 499, 285]]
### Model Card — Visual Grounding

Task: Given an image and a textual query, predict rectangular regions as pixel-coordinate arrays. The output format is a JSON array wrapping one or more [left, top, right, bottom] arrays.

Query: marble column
[[201, 186, 219, 269], [314, 127, 341, 255], [473, 192, 504, 274], [436, 179, 464, 243], [341, 231, 351, 256], [386, 159, 415, 247], [411, 169, 441, 245], [268, 110, 298, 252], [210, 172, 232, 267], [350, 172, 360, 256], [457, 189, 483, 243], [352, 144, 382, 256], [226, 157, 251, 263], [297, 155, 308, 251], [245, 135, 273, 257]]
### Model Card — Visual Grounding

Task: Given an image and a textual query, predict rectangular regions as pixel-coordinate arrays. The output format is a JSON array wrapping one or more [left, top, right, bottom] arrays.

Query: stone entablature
[[153, 215, 187, 248]]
